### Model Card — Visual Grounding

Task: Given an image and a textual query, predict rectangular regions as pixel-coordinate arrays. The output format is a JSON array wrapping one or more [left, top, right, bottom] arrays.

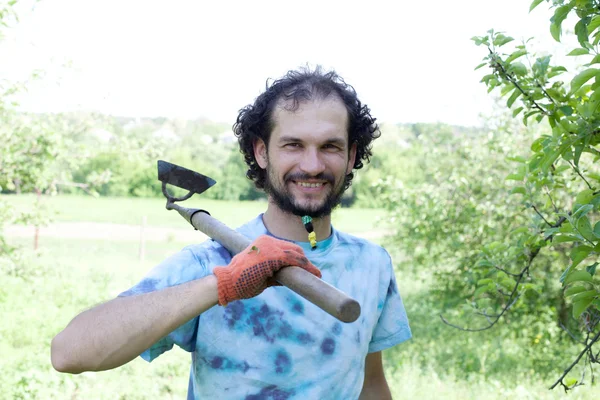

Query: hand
[[213, 235, 321, 306]]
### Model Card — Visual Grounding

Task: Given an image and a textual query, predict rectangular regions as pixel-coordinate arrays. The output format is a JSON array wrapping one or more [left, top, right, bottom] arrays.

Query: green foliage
[[208, 148, 265, 201], [437, 0, 600, 389]]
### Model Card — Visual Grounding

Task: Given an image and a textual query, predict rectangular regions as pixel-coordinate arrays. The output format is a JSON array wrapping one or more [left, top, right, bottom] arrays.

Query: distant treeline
[[2, 111, 483, 207]]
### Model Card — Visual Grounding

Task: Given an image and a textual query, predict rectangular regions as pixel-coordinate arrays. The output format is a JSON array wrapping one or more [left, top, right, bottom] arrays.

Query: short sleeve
[[368, 252, 412, 353], [118, 246, 210, 362]]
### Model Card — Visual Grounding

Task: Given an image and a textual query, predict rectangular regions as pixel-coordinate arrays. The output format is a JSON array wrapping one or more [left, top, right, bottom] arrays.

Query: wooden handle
[[187, 208, 361, 323]]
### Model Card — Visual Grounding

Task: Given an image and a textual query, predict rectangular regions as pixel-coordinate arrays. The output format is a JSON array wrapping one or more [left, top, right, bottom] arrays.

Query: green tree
[[0, 2, 110, 273], [452, 0, 600, 389]]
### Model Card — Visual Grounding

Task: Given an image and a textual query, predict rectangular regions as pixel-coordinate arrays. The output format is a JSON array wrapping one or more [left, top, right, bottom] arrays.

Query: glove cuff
[[213, 266, 235, 306]]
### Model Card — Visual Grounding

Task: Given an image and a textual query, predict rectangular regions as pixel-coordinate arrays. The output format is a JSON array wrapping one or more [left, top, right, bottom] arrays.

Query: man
[[51, 67, 411, 399]]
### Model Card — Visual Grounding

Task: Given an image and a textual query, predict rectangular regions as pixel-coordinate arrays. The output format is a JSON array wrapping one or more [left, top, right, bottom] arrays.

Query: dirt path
[[6, 222, 390, 243]]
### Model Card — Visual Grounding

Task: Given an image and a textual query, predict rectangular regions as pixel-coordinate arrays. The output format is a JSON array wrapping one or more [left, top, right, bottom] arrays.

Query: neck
[[262, 198, 332, 242]]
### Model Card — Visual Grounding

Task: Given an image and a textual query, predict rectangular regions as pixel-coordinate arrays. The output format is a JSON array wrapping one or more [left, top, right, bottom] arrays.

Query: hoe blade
[[157, 160, 216, 194]]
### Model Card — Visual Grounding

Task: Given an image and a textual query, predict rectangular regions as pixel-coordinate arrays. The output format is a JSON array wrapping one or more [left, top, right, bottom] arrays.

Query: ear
[[346, 142, 357, 175], [254, 138, 268, 169]]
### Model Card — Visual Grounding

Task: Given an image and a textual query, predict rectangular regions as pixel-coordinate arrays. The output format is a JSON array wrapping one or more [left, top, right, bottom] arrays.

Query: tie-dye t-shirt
[[119, 214, 411, 399]]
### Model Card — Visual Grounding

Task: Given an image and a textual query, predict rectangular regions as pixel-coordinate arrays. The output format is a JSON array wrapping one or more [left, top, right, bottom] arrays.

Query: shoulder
[[183, 239, 232, 264], [182, 215, 263, 265]]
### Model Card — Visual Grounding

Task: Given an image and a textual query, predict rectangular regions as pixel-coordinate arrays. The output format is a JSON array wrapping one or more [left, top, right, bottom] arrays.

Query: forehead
[[270, 96, 349, 143]]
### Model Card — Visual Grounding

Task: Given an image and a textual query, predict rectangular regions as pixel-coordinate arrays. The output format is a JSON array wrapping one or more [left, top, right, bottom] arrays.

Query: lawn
[[1, 194, 390, 234]]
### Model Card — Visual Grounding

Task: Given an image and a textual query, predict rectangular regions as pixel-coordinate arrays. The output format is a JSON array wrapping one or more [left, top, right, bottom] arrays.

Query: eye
[[285, 143, 302, 148], [323, 143, 341, 151]]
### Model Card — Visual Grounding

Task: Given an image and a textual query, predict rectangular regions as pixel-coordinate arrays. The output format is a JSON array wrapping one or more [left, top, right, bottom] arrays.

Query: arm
[[359, 351, 392, 400], [51, 274, 218, 374], [51, 235, 320, 374]]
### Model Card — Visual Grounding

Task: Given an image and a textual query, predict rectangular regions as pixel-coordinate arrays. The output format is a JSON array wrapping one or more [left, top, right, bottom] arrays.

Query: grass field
[[1, 194, 390, 233], [1, 195, 596, 399]]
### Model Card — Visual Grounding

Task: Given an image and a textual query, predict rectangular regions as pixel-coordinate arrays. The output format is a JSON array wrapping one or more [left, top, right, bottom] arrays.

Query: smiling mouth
[[294, 181, 326, 188]]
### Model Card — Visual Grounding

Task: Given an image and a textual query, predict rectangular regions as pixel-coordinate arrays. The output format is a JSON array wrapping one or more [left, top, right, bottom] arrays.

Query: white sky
[[0, 0, 566, 126]]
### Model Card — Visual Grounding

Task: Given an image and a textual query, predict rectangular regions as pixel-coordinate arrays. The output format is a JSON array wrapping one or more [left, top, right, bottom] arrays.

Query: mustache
[[284, 172, 335, 184]]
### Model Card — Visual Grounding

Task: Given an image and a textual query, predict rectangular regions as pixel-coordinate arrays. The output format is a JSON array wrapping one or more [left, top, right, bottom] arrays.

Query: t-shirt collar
[[253, 213, 337, 254]]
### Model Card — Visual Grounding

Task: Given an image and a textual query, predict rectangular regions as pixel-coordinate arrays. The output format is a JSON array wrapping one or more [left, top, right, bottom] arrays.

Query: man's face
[[254, 96, 357, 218]]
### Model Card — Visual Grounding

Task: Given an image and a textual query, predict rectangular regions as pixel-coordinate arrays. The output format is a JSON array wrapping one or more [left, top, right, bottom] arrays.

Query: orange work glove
[[213, 235, 321, 306]]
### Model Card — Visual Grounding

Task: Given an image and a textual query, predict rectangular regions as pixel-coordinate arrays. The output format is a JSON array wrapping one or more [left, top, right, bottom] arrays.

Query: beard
[[263, 163, 349, 218]]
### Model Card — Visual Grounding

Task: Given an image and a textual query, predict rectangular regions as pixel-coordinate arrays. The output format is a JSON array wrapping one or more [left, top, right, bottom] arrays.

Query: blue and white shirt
[[120, 214, 411, 399]]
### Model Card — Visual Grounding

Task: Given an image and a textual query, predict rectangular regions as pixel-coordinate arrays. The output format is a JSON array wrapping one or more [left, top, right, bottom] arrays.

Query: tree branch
[[532, 204, 552, 226], [545, 188, 560, 213], [489, 49, 549, 116], [549, 330, 600, 390], [560, 322, 585, 344], [565, 160, 595, 190]]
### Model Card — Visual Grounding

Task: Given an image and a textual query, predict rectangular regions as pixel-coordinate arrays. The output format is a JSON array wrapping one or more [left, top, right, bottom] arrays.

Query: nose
[[299, 147, 326, 176]]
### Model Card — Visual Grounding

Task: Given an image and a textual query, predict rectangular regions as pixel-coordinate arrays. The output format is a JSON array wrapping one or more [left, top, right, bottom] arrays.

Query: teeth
[[298, 182, 323, 188]]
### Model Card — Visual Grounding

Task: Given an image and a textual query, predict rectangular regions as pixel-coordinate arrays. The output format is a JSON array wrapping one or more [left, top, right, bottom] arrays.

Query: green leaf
[[480, 74, 495, 84], [589, 55, 600, 66], [588, 15, 600, 34], [550, 4, 574, 42], [576, 216, 596, 242], [475, 259, 494, 268], [501, 83, 516, 96], [573, 297, 594, 318], [506, 49, 527, 64], [594, 222, 600, 238], [559, 222, 574, 234], [570, 246, 594, 269], [494, 34, 514, 47], [586, 262, 598, 276], [573, 204, 593, 219], [506, 155, 527, 163], [560, 265, 574, 283], [551, 22, 561, 42], [475, 62, 487, 70], [570, 68, 600, 94], [540, 141, 570, 171], [474, 284, 494, 297], [509, 62, 528, 76], [512, 106, 524, 117], [477, 278, 493, 286], [507, 89, 522, 107], [565, 377, 578, 387], [570, 290, 597, 303], [567, 48, 590, 56], [510, 186, 526, 195], [576, 189, 595, 205], [487, 242, 507, 252], [574, 143, 584, 166], [575, 18, 591, 48], [529, 0, 544, 12], [506, 173, 524, 181], [565, 285, 588, 297], [553, 234, 580, 243], [530, 137, 547, 152], [564, 270, 593, 285], [499, 277, 517, 291], [511, 226, 530, 235], [558, 105, 573, 115]]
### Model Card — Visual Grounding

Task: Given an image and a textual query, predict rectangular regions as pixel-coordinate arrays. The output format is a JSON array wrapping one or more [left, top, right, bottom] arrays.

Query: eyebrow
[[278, 136, 347, 147]]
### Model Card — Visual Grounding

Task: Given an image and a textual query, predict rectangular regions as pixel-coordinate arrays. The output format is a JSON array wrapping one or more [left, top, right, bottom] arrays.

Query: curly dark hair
[[233, 66, 381, 191]]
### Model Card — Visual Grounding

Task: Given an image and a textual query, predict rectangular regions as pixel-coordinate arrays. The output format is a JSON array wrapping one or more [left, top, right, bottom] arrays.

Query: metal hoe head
[[157, 160, 216, 203]]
